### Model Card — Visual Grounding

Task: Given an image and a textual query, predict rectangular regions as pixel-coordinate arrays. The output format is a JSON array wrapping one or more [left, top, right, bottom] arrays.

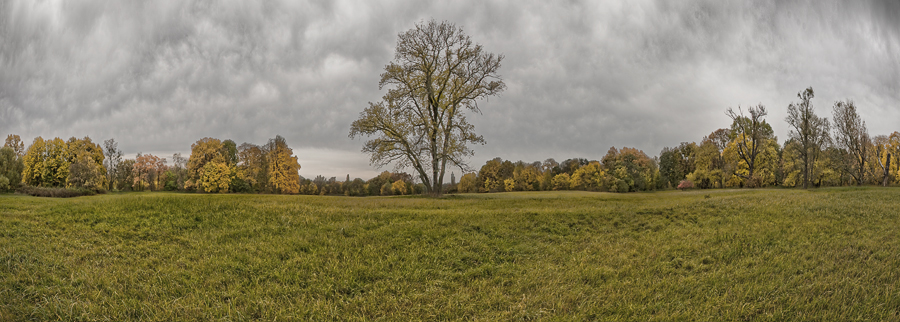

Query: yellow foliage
[[504, 178, 515, 192], [267, 141, 301, 194], [551, 173, 571, 191], [199, 161, 233, 193], [392, 180, 408, 195], [458, 173, 477, 193]]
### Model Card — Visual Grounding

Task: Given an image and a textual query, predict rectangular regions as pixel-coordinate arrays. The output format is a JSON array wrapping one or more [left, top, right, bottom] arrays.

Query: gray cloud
[[1, 0, 897, 178]]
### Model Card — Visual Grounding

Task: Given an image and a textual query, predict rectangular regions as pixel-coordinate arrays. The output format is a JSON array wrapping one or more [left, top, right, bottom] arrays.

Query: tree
[[457, 173, 478, 193], [571, 161, 604, 191], [197, 161, 232, 193], [392, 179, 409, 195], [222, 139, 238, 166], [116, 159, 135, 191], [103, 139, 123, 190], [238, 143, 266, 192], [265, 135, 301, 194], [22, 137, 70, 187], [659, 142, 697, 188], [350, 19, 505, 197], [726, 105, 773, 186], [4, 134, 25, 158], [551, 173, 571, 191], [513, 163, 541, 191], [170, 153, 188, 190], [832, 100, 870, 185], [187, 138, 228, 191], [785, 87, 831, 189], [67, 153, 104, 189], [0, 146, 23, 192], [872, 135, 893, 186], [21, 137, 45, 186], [886, 132, 900, 185], [133, 153, 160, 191], [601, 147, 658, 192], [689, 129, 730, 189]]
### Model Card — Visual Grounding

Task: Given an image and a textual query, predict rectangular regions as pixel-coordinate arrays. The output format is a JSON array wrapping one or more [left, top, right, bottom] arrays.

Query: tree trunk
[[884, 153, 891, 187]]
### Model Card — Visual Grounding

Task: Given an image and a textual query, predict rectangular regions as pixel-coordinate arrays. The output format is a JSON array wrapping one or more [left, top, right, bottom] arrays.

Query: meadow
[[1, 188, 899, 321]]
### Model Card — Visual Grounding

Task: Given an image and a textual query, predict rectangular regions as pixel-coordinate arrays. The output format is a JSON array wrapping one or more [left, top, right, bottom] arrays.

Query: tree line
[[454, 146, 658, 193], [452, 87, 898, 194], [0, 133, 422, 196]]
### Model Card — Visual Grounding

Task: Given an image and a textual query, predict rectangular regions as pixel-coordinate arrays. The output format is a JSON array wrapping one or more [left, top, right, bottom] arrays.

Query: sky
[[2, 0, 898, 180]]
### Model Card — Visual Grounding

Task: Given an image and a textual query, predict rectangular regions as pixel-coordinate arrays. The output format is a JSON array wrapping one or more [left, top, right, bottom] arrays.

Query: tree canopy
[[350, 19, 505, 197]]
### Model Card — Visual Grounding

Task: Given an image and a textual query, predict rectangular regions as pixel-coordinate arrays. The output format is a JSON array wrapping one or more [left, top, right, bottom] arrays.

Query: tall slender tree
[[785, 87, 831, 189], [103, 139, 123, 190]]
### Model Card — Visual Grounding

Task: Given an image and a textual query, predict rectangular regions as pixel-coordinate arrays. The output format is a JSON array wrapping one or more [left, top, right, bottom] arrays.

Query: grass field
[[1, 188, 899, 321]]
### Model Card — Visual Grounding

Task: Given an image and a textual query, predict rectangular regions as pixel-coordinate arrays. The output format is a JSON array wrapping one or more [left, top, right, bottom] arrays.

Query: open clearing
[[2, 188, 899, 321]]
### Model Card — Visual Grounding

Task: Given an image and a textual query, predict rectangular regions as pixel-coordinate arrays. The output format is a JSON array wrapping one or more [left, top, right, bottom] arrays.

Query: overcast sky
[[2, 0, 898, 180]]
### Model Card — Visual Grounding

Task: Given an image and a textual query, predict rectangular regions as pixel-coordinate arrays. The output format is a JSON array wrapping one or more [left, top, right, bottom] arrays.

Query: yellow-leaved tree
[[265, 135, 301, 194], [199, 161, 233, 193], [65, 137, 107, 190], [187, 137, 231, 192], [22, 137, 70, 187]]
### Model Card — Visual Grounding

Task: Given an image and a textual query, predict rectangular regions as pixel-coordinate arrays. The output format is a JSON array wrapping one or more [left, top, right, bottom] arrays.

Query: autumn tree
[[22, 137, 69, 187], [265, 135, 301, 194], [4, 134, 25, 158], [659, 142, 697, 188], [455, 173, 476, 193], [67, 153, 104, 189], [688, 129, 730, 189], [63, 137, 106, 189], [350, 19, 505, 197], [785, 87, 831, 189], [186, 138, 230, 192], [133, 153, 161, 191], [551, 173, 571, 191], [725, 105, 773, 186], [222, 139, 239, 166], [477, 158, 513, 192], [872, 135, 894, 186], [884, 132, 900, 185], [0, 146, 23, 192], [601, 147, 659, 192], [237, 143, 267, 192], [198, 161, 232, 193], [169, 153, 188, 190], [512, 162, 541, 191], [116, 159, 135, 191], [103, 139, 123, 190], [571, 161, 605, 191], [832, 100, 870, 185]]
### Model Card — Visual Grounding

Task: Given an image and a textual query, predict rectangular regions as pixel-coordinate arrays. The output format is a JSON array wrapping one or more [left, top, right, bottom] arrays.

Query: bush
[[677, 180, 693, 191], [16, 185, 103, 198]]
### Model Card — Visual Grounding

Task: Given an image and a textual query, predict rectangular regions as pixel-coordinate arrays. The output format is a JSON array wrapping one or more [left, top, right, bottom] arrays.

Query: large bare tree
[[785, 87, 830, 189], [832, 100, 869, 185], [350, 20, 505, 196]]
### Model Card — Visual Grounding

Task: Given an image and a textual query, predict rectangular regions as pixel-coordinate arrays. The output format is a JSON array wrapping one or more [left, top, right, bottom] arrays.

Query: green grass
[[1, 188, 899, 321]]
